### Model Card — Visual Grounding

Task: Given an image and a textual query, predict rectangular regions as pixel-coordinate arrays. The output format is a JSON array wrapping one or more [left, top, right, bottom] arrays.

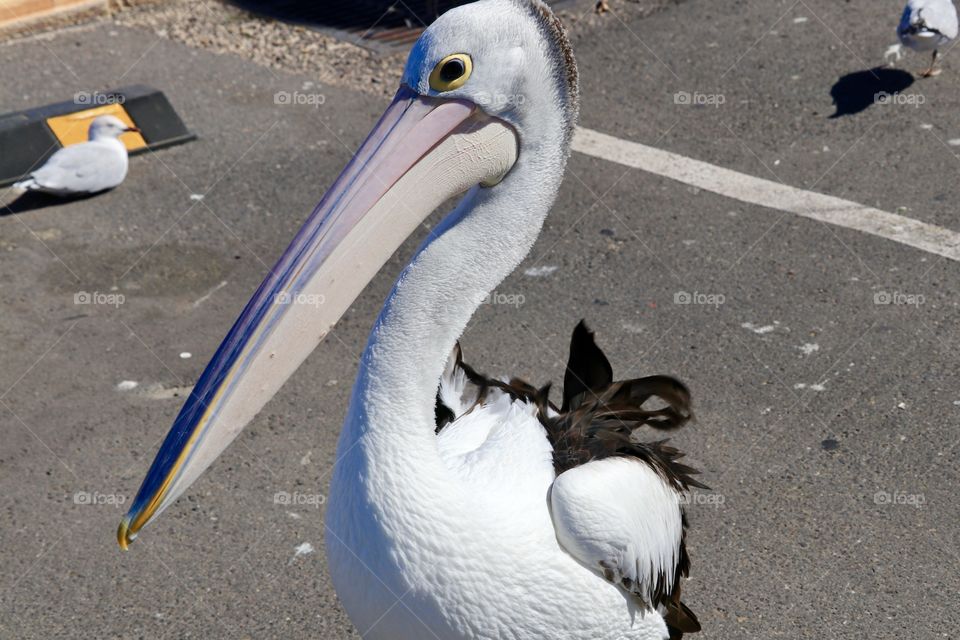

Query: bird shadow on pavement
[[829, 67, 915, 118], [1, 190, 103, 216]]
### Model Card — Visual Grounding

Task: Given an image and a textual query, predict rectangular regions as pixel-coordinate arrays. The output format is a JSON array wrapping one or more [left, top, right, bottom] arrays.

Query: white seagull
[[13, 115, 137, 195], [118, 1, 705, 638], [898, 0, 959, 76]]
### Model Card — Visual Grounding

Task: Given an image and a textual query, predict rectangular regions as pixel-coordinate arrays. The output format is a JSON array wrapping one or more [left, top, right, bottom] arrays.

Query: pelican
[[118, 1, 705, 638], [898, 0, 958, 77]]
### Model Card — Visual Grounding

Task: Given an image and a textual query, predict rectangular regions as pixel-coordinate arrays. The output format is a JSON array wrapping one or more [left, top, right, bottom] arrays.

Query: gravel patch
[[114, 0, 407, 97], [108, 0, 683, 97]]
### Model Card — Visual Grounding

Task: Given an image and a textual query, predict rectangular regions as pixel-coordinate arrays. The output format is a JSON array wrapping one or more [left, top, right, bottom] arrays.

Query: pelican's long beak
[[118, 85, 518, 549]]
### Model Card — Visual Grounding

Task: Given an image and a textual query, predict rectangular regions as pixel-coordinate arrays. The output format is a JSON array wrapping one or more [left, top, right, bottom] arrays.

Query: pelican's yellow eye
[[429, 54, 473, 92]]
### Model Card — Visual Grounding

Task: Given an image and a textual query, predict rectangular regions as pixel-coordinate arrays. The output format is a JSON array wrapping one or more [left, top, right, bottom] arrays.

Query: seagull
[[898, 0, 959, 77], [117, 1, 706, 638], [13, 115, 138, 195]]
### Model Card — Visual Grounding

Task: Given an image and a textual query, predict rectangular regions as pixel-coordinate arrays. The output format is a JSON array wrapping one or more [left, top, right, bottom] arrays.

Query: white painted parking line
[[573, 127, 960, 262]]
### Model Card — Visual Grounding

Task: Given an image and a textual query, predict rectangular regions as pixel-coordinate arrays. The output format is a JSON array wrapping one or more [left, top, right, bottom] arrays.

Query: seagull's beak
[[118, 84, 518, 549], [124, 126, 141, 133]]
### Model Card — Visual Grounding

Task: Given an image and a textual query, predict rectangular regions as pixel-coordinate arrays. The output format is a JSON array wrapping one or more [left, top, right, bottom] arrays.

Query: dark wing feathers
[[434, 394, 456, 432], [562, 320, 613, 411], [665, 596, 702, 638], [434, 320, 702, 636]]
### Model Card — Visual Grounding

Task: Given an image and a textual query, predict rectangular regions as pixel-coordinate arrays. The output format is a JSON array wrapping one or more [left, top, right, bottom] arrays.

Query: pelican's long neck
[[342, 132, 568, 475]]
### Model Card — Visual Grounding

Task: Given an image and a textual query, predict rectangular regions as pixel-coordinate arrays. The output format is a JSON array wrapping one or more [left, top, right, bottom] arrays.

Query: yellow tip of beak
[[117, 517, 132, 551]]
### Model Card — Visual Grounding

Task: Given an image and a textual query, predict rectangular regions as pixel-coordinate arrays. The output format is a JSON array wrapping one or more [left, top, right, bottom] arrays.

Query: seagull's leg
[[920, 49, 942, 77]]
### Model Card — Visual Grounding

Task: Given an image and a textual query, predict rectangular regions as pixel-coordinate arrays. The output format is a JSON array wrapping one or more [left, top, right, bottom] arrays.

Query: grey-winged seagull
[[13, 115, 139, 195], [898, 0, 959, 76]]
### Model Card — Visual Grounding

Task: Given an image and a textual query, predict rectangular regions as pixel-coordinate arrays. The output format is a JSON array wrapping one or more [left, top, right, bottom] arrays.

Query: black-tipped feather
[[562, 320, 613, 411]]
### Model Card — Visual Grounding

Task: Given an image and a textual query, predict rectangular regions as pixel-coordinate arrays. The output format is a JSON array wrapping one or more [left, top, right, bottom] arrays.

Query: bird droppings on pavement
[[33, 228, 62, 241], [797, 343, 820, 356], [139, 383, 195, 400], [741, 321, 777, 335], [116, 380, 138, 391], [523, 265, 558, 277], [292, 542, 315, 562], [192, 280, 228, 308]]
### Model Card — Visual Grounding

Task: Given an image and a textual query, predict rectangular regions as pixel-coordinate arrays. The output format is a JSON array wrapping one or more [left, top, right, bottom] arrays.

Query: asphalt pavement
[[1, 0, 958, 638]]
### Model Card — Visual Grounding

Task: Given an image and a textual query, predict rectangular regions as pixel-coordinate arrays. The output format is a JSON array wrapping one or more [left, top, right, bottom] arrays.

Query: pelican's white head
[[403, 0, 578, 151], [88, 115, 139, 141], [118, 0, 578, 549]]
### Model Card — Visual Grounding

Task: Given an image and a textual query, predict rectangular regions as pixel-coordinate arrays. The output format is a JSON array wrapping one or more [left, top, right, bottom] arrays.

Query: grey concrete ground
[[1, 0, 958, 638]]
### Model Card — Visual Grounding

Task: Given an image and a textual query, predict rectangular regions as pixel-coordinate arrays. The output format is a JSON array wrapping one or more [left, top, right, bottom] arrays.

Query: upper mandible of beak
[[118, 85, 519, 549]]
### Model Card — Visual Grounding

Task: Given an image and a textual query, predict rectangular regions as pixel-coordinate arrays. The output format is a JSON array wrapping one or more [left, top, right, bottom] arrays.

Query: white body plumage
[[898, 0, 959, 51], [327, 349, 681, 640]]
